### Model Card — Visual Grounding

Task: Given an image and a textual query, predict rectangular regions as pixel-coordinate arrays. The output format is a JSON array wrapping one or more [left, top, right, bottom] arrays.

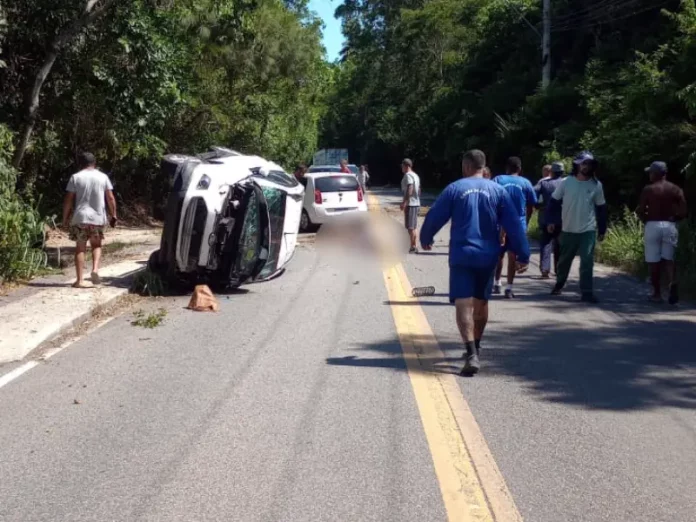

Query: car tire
[[147, 249, 163, 272], [300, 210, 316, 233]]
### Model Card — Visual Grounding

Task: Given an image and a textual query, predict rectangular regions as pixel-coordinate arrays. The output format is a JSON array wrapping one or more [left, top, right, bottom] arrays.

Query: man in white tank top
[[62, 152, 118, 288]]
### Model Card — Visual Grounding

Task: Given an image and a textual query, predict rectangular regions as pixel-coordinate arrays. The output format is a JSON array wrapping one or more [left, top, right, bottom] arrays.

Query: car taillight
[[357, 187, 363, 202], [314, 189, 322, 204]]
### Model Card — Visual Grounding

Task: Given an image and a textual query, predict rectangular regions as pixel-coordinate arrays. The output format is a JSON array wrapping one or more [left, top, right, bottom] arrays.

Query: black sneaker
[[581, 293, 599, 304], [551, 284, 563, 296], [669, 283, 679, 305], [504, 288, 515, 299], [460, 354, 481, 376], [493, 284, 502, 295]]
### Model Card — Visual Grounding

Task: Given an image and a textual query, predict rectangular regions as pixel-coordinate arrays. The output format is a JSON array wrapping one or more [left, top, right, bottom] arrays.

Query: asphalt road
[[1, 188, 695, 522]]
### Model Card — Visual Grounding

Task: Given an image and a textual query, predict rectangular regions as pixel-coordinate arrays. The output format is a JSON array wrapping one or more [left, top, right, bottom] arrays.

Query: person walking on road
[[62, 152, 118, 288], [534, 162, 565, 278], [340, 159, 351, 174], [400, 158, 421, 253], [548, 151, 607, 303], [492, 157, 537, 298], [357, 164, 370, 193], [420, 150, 530, 376], [636, 161, 688, 304]]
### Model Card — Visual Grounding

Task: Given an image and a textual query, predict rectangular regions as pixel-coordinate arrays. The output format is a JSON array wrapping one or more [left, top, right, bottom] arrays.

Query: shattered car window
[[236, 190, 261, 276], [258, 187, 286, 279]]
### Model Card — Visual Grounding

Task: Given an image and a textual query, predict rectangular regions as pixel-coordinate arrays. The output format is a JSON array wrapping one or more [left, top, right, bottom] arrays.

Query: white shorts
[[644, 221, 678, 263]]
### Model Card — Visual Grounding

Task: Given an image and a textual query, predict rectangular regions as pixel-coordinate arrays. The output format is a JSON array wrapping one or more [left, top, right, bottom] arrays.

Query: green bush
[[0, 125, 47, 283], [596, 207, 646, 277], [676, 219, 696, 297]]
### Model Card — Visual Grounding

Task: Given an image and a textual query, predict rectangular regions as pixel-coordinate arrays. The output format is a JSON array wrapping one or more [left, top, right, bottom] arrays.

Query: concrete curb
[[0, 261, 146, 364]]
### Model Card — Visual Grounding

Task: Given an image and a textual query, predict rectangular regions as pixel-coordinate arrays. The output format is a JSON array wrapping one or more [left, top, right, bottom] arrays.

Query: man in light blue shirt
[[492, 157, 537, 298]]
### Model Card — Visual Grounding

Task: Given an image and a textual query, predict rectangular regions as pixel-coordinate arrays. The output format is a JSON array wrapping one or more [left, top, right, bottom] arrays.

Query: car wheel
[[300, 210, 315, 233], [147, 249, 163, 272]]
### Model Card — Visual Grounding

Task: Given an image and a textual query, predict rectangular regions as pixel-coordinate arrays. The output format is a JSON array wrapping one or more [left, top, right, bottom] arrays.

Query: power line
[[551, 0, 672, 32]]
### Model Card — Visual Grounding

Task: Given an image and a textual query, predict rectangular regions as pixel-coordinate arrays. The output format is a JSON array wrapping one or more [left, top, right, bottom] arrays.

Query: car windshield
[[257, 187, 286, 279], [315, 176, 359, 192], [236, 189, 263, 277]]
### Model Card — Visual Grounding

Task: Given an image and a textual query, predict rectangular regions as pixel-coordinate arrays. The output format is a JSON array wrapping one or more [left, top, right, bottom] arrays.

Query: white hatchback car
[[300, 171, 368, 232]]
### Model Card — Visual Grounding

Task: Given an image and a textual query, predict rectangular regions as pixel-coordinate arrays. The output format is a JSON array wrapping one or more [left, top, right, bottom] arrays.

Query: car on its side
[[300, 171, 368, 232], [307, 164, 359, 175], [149, 147, 304, 289]]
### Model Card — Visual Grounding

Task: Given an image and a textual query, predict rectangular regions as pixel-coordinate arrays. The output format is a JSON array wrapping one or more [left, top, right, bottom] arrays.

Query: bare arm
[[636, 188, 648, 223], [526, 204, 534, 225], [62, 192, 75, 227], [675, 188, 688, 221], [106, 189, 117, 223]]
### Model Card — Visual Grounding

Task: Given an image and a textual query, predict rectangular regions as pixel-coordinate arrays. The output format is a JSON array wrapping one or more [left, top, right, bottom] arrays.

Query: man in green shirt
[[547, 151, 608, 303]]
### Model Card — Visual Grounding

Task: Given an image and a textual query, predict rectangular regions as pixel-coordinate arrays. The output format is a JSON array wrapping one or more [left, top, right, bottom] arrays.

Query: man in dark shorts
[[400, 158, 421, 253], [534, 161, 565, 277], [636, 161, 688, 304], [492, 157, 536, 298], [420, 150, 530, 376]]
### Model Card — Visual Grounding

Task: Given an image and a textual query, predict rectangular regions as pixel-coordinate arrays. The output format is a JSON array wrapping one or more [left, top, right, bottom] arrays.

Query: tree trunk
[[12, 0, 119, 172]]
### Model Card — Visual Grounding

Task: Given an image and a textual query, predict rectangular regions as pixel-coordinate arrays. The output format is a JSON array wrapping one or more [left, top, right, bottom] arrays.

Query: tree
[[12, 0, 119, 171]]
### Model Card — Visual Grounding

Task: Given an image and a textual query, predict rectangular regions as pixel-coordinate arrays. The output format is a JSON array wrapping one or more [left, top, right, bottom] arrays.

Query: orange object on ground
[[187, 285, 220, 312]]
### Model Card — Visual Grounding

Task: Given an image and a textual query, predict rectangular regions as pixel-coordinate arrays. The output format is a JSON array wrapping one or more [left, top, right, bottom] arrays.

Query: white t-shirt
[[401, 170, 421, 206], [66, 169, 113, 226]]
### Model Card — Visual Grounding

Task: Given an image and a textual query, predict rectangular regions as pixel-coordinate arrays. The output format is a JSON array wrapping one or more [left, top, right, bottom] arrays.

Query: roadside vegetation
[[2, 0, 696, 295], [321, 0, 696, 295], [0, 0, 329, 282]]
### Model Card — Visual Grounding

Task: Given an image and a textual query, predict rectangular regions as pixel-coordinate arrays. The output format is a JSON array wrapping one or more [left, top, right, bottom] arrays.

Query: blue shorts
[[449, 264, 497, 303]]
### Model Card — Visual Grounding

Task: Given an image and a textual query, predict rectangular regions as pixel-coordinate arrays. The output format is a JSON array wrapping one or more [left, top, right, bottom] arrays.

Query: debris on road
[[132, 308, 168, 328], [187, 285, 220, 312], [412, 286, 436, 297]]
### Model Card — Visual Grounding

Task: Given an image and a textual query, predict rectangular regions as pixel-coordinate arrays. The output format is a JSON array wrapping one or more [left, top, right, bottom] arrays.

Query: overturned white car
[[149, 147, 304, 289]]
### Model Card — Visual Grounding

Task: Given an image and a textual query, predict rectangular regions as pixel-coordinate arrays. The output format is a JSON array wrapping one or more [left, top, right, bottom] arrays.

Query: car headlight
[[197, 174, 211, 190]]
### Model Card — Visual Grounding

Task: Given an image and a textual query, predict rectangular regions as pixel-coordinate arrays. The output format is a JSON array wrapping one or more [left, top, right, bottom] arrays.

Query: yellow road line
[[368, 192, 523, 522]]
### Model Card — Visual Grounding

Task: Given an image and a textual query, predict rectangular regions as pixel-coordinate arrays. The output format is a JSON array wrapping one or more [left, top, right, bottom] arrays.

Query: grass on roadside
[[131, 269, 167, 297], [131, 307, 168, 328]]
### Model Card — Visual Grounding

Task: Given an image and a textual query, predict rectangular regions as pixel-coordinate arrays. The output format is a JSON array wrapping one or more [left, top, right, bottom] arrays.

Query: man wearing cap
[[547, 151, 607, 303], [534, 162, 565, 277], [636, 161, 688, 304]]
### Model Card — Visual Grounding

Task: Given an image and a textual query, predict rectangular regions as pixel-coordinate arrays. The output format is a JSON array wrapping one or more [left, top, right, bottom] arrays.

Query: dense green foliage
[[323, 0, 696, 207], [0, 124, 47, 283], [0, 0, 329, 207]]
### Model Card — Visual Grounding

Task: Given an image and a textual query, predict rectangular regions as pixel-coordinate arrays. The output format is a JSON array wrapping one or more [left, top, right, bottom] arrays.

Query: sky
[[308, 0, 345, 62]]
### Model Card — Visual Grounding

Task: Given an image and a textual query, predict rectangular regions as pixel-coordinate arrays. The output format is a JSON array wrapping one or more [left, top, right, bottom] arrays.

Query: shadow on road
[[329, 267, 696, 412]]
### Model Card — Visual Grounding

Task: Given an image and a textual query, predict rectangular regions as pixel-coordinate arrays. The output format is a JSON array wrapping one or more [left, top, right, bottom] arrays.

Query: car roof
[[304, 171, 358, 178]]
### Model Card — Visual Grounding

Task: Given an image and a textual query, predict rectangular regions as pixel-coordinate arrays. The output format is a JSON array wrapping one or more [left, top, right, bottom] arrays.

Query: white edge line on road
[[0, 316, 117, 390], [0, 361, 39, 389]]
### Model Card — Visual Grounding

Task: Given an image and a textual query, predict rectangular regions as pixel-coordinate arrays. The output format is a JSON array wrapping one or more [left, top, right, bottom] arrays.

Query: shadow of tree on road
[[327, 317, 696, 412]]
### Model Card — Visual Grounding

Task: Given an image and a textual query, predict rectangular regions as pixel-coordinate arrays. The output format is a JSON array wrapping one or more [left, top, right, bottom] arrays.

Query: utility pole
[[542, 0, 551, 90]]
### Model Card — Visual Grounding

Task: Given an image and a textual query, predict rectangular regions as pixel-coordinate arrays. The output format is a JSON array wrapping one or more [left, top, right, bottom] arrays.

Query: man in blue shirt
[[492, 157, 537, 298], [420, 150, 530, 376], [534, 161, 565, 277]]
